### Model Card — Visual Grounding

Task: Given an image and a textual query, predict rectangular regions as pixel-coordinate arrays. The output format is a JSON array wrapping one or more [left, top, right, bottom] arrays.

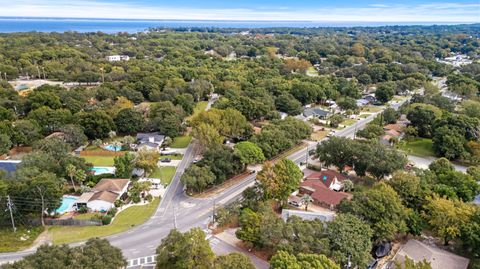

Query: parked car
[[160, 158, 171, 163], [375, 242, 392, 258], [288, 200, 303, 207]]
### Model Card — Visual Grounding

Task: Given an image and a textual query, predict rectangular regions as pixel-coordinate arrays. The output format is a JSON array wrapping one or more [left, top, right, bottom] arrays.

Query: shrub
[[145, 194, 153, 202], [78, 206, 88, 214], [107, 208, 117, 217], [132, 195, 141, 203], [114, 200, 124, 208], [101, 215, 112, 225]]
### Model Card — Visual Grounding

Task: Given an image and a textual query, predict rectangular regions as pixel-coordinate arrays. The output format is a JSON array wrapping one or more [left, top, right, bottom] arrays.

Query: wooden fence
[[80, 150, 125, 157]]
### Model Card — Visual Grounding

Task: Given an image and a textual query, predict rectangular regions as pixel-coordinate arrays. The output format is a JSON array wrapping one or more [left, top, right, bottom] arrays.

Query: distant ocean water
[[0, 17, 463, 33]]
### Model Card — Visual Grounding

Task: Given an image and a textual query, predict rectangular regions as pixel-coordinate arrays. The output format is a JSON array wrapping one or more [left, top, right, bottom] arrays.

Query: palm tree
[[301, 194, 313, 211], [112, 140, 122, 152], [66, 164, 77, 191], [75, 169, 87, 188], [93, 139, 103, 148]]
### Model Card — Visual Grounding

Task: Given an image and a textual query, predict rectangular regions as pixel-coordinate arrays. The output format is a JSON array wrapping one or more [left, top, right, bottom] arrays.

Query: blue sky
[[0, 0, 478, 22]]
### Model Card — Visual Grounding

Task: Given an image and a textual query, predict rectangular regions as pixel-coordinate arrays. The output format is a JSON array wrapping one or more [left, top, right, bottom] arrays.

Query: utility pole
[[6, 196, 16, 233], [305, 146, 309, 166], [42, 67, 46, 80], [212, 199, 216, 223], [36, 66, 41, 79]]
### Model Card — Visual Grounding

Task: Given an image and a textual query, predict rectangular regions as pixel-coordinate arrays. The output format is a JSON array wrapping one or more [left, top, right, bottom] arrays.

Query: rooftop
[[92, 178, 130, 193]]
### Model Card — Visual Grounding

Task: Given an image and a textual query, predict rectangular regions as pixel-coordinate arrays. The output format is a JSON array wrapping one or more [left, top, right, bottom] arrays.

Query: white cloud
[[0, 1, 478, 22]]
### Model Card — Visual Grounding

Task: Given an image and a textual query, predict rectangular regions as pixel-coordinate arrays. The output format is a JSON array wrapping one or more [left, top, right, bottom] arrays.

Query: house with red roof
[[299, 170, 352, 210]]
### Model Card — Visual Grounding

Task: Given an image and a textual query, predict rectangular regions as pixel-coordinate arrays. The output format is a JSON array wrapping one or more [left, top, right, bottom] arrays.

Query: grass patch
[[150, 166, 177, 185], [0, 226, 44, 252], [341, 118, 357, 126], [161, 154, 183, 160], [82, 156, 115, 166], [49, 198, 160, 245], [399, 138, 435, 157], [311, 130, 329, 141], [359, 114, 370, 119], [170, 136, 192, 148], [73, 213, 101, 221], [361, 105, 383, 113]]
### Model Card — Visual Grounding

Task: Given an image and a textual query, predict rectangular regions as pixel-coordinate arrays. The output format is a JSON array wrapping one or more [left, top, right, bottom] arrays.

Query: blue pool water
[[55, 196, 78, 214], [91, 167, 115, 175], [104, 144, 122, 151]]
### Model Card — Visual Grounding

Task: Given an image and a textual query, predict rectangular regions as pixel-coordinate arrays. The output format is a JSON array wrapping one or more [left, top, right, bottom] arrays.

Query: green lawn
[[160, 154, 183, 160], [170, 136, 192, 148], [81, 156, 115, 166], [50, 198, 160, 245], [0, 226, 44, 252], [359, 114, 370, 119], [399, 138, 435, 157], [73, 213, 101, 221], [361, 106, 383, 113], [150, 166, 177, 185], [341, 118, 357, 126]]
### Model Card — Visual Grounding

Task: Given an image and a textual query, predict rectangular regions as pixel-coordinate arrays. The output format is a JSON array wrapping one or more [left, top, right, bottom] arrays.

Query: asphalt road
[[0, 97, 411, 266]]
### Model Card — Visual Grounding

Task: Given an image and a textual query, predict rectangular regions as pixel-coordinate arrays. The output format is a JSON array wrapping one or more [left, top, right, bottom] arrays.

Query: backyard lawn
[[311, 130, 329, 141], [151, 166, 177, 185], [49, 198, 160, 245], [341, 118, 357, 126], [170, 136, 192, 148], [399, 138, 435, 157], [361, 105, 383, 113], [0, 226, 44, 252], [81, 156, 116, 166]]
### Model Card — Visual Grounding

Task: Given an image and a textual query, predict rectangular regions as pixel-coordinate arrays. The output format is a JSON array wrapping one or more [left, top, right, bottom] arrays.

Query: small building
[[381, 123, 406, 145], [75, 178, 130, 212], [395, 239, 469, 269], [299, 170, 352, 210], [0, 160, 21, 176], [305, 170, 347, 191], [281, 209, 335, 222], [136, 132, 165, 151], [106, 55, 130, 62]]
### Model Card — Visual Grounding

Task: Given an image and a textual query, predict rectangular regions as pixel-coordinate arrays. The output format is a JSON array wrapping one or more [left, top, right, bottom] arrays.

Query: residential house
[[381, 123, 406, 145], [281, 209, 335, 222], [0, 160, 21, 176], [106, 55, 130, 62], [75, 178, 130, 212], [295, 108, 331, 121], [136, 132, 165, 151], [298, 170, 352, 210], [395, 239, 469, 269]]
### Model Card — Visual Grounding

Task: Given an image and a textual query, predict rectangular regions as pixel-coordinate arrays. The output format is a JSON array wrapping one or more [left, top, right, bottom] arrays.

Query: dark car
[[366, 259, 378, 269], [375, 242, 392, 258], [160, 158, 171, 163]]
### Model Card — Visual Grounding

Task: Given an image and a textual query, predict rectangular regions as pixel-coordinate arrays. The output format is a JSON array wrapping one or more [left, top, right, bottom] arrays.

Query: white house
[[75, 178, 130, 212], [137, 132, 165, 151], [106, 55, 130, 62]]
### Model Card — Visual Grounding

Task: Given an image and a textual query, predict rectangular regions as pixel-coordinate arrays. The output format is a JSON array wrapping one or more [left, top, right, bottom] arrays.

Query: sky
[[0, 0, 478, 23]]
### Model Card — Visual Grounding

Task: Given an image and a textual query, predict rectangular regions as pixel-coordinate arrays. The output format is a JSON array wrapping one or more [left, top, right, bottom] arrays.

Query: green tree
[[214, 253, 255, 269], [234, 141, 265, 166], [114, 108, 145, 134], [460, 207, 480, 256], [357, 124, 384, 140], [275, 92, 303, 115], [77, 110, 115, 139], [376, 82, 396, 103], [395, 256, 432, 269], [135, 149, 160, 175], [114, 152, 136, 178], [270, 251, 340, 269], [328, 114, 344, 128], [257, 159, 303, 205], [338, 183, 407, 241], [327, 214, 373, 268], [156, 228, 215, 269], [59, 124, 88, 148], [432, 126, 465, 159], [382, 107, 399, 124], [423, 195, 475, 245], [181, 164, 216, 193], [192, 122, 224, 150], [66, 163, 78, 191], [0, 133, 12, 155]]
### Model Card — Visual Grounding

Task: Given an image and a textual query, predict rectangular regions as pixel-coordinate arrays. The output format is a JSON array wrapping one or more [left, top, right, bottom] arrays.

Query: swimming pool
[[91, 166, 116, 175], [104, 144, 122, 151], [55, 196, 78, 214]]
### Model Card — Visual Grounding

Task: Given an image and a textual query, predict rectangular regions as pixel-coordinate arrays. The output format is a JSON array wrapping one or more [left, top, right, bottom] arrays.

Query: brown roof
[[89, 191, 119, 203], [301, 179, 351, 207], [92, 178, 129, 193], [305, 170, 347, 188], [384, 123, 404, 133], [385, 129, 401, 137], [396, 240, 469, 269]]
